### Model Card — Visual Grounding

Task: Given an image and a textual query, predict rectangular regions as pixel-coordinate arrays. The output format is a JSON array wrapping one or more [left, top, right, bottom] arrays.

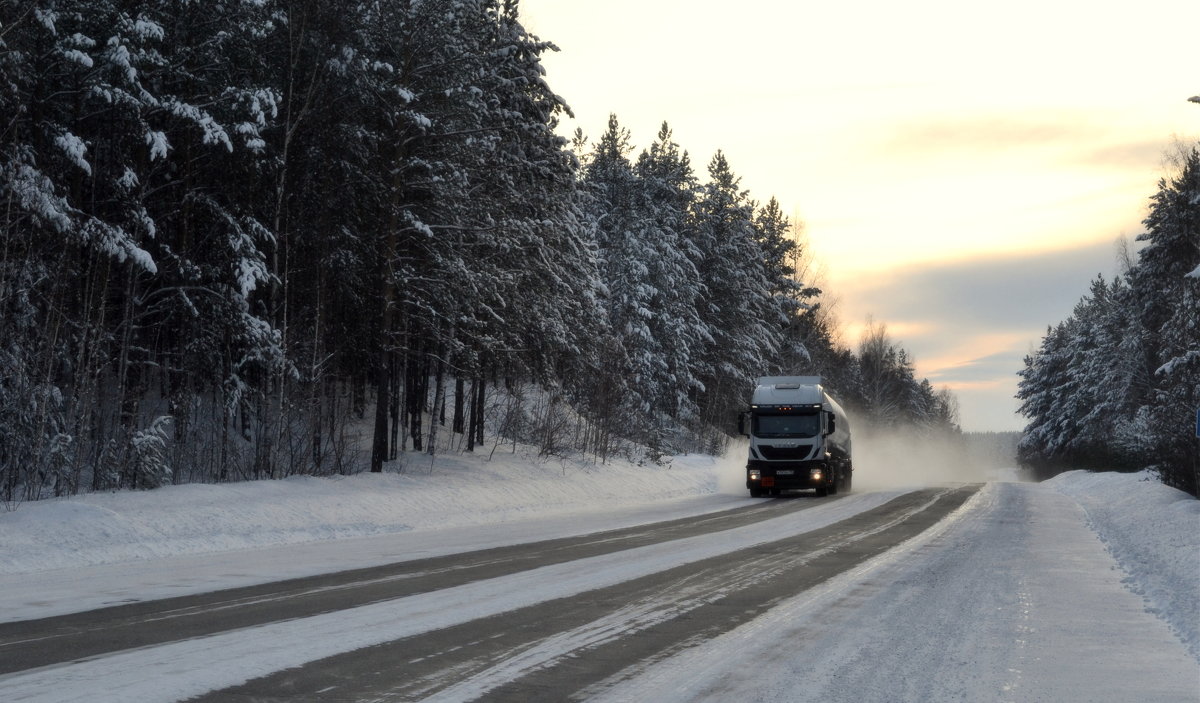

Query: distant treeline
[[962, 431, 1020, 470], [0, 0, 957, 502], [1017, 146, 1199, 496]]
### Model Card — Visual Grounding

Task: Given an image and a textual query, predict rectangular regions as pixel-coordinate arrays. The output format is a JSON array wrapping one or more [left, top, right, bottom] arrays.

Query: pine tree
[[634, 123, 708, 430], [689, 152, 780, 436], [752, 197, 821, 373], [1129, 147, 1200, 493]]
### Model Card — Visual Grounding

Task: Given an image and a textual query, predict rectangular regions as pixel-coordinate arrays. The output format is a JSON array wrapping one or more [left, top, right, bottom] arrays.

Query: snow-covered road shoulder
[[1045, 469, 1200, 658], [0, 450, 758, 621], [0, 451, 742, 576]]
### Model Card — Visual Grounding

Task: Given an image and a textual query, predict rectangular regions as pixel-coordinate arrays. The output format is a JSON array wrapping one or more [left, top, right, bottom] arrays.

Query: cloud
[[926, 350, 1029, 385], [835, 239, 1130, 430], [1075, 140, 1175, 170], [882, 116, 1095, 155], [880, 115, 1174, 173], [843, 239, 1123, 337]]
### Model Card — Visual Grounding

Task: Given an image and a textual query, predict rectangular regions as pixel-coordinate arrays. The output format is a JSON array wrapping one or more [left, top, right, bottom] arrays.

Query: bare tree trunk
[[427, 357, 445, 456], [473, 375, 486, 447], [370, 345, 390, 472], [369, 291, 392, 472], [453, 376, 466, 434], [465, 375, 479, 452], [389, 351, 401, 460], [408, 352, 425, 452]]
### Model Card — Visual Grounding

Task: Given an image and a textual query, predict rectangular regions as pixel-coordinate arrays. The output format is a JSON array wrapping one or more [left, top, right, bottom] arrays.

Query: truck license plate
[[776, 470, 794, 475]]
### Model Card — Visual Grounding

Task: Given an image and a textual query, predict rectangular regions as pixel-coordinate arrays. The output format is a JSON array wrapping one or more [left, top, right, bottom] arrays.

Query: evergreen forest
[[3, 0, 969, 502], [1017, 146, 1200, 496]]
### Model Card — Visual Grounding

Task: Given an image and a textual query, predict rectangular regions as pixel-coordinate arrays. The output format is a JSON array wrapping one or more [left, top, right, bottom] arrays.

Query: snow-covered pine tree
[[0, 0, 146, 494], [345, 0, 606, 465], [688, 152, 780, 442], [752, 197, 821, 373], [140, 0, 288, 482], [0, 2, 71, 500], [262, 0, 384, 476], [1064, 276, 1140, 467], [1017, 145, 1197, 493], [0, 0, 219, 491], [580, 115, 649, 440], [752, 198, 806, 318], [634, 123, 710, 436], [1016, 278, 1141, 478], [479, 1, 608, 455], [1129, 147, 1200, 493], [259, 0, 424, 472], [1017, 322, 1078, 473]]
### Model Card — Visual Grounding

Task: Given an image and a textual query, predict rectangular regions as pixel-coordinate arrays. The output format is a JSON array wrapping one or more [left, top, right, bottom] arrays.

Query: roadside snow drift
[[1045, 469, 1200, 658], [0, 451, 739, 575]]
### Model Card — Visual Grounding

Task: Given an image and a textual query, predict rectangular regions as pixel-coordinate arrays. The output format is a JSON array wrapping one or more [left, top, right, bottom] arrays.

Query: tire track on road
[[0, 493, 836, 675], [197, 485, 981, 702]]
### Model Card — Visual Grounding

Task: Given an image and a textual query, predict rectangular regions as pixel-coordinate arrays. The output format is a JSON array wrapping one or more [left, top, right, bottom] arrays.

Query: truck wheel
[[750, 487, 763, 498], [815, 484, 828, 497], [843, 472, 853, 493]]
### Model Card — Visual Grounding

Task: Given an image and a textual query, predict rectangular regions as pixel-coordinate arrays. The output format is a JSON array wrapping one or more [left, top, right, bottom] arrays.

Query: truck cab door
[[737, 412, 750, 437]]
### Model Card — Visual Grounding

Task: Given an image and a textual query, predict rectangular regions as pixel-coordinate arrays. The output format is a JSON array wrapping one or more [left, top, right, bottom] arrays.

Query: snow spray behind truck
[[737, 376, 852, 497]]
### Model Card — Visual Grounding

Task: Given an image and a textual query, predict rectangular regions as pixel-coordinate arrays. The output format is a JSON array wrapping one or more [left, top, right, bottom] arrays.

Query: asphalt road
[[0, 485, 980, 701]]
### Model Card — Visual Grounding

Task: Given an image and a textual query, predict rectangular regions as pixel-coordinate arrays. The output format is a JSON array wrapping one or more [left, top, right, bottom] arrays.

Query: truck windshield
[[753, 413, 820, 438]]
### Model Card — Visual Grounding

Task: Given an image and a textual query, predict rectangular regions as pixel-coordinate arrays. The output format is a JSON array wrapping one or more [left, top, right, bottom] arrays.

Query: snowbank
[[1046, 469, 1200, 658], [0, 450, 742, 575]]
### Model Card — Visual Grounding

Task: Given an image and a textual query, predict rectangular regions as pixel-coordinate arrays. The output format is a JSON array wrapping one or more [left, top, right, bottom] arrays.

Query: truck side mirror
[[737, 412, 749, 437], [827, 414, 836, 435]]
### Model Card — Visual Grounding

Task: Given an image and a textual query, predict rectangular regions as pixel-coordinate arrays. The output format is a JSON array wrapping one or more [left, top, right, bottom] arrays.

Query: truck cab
[[738, 376, 852, 498]]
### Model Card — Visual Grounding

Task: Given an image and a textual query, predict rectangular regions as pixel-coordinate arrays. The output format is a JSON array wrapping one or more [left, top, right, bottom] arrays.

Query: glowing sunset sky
[[519, 0, 1198, 431]]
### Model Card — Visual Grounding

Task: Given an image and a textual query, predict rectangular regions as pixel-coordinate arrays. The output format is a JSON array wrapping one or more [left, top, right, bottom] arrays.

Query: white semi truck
[[737, 376, 852, 497]]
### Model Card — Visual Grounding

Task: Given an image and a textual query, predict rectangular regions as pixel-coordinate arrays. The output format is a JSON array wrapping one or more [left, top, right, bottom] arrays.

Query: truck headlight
[[810, 469, 823, 481], [749, 470, 761, 481]]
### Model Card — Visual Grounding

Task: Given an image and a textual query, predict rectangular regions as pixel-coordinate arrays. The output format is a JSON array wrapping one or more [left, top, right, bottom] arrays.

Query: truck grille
[[758, 445, 814, 460]]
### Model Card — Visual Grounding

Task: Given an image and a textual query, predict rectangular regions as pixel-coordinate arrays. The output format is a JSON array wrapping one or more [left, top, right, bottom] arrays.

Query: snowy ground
[[1, 449, 1197, 701], [0, 449, 755, 620], [1045, 469, 1200, 660], [0, 450, 744, 575], [590, 478, 1199, 702]]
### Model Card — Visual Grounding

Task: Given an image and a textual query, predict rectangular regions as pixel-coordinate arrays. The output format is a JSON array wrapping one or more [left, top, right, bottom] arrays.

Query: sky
[[517, 0, 1199, 432]]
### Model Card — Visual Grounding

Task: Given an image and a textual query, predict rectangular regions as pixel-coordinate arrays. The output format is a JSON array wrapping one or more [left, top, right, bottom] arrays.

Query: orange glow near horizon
[[937, 379, 1008, 392], [917, 332, 1033, 378]]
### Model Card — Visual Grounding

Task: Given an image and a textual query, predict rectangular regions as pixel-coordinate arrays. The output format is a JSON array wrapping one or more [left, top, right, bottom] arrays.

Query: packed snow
[[1045, 469, 1200, 659], [589, 480, 1199, 702], [1, 451, 740, 576], [1, 449, 1197, 702]]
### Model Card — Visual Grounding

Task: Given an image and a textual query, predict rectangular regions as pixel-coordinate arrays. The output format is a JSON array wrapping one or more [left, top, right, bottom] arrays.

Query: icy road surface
[[590, 481, 1198, 703], [1, 478, 1196, 702]]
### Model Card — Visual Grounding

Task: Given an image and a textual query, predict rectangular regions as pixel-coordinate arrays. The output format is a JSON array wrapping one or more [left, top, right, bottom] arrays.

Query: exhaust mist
[[715, 426, 1020, 498], [716, 438, 754, 495], [849, 423, 989, 493]]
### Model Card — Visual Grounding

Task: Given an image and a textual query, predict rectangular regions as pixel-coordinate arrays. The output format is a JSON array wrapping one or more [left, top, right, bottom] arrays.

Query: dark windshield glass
[[753, 413, 819, 438]]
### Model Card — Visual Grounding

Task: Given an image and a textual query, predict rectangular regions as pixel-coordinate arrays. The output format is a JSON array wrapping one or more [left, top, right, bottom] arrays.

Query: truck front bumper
[[746, 461, 828, 490]]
